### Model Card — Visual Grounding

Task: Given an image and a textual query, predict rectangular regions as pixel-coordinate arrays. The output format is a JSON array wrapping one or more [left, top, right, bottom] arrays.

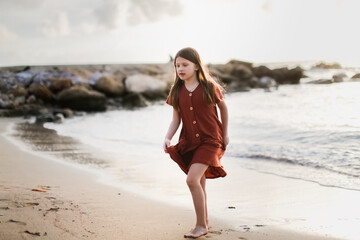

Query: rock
[[9, 85, 28, 97], [145, 65, 164, 76], [54, 113, 65, 123], [48, 77, 72, 93], [208, 65, 224, 79], [332, 73, 347, 82], [56, 66, 93, 83], [32, 72, 54, 84], [226, 79, 252, 92], [231, 64, 253, 80], [26, 95, 37, 104], [313, 62, 341, 69], [36, 113, 56, 123], [0, 98, 5, 108], [28, 83, 53, 102], [351, 73, 360, 79], [215, 74, 238, 85], [53, 108, 74, 118], [122, 92, 148, 109], [16, 71, 33, 86], [113, 70, 127, 82], [272, 66, 303, 84], [0, 71, 17, 92], [125, 74, 167, 98], [307, 79, 334, 84], [0, 93, 10, 102], [223, 60, 253, 74], [57, 85, 107, 111], [94, 75, 125, 97], [252, 65, 273, 78], [13, 96, 26, 106]]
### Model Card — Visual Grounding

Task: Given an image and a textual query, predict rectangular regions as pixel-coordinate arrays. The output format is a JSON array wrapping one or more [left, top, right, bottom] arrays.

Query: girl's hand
[[223, 135, 230, 149], [163, 138, 171, 153]]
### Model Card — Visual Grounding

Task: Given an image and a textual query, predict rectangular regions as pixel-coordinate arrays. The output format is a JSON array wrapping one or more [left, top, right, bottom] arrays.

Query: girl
[[163, 47, 229, 238]]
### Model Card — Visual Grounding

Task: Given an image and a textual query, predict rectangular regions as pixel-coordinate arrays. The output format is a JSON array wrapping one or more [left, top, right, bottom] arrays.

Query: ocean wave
[[227, 152, 360, 179]]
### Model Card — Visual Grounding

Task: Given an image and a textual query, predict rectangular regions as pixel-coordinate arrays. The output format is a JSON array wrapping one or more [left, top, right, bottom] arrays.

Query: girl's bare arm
[[217, 100, 229, 147], [163, 108, 181, 152]]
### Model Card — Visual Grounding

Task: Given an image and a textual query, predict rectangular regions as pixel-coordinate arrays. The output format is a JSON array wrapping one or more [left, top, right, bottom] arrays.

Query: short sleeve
[[166, 95, 173, 106], [214, 85, 223, 104]]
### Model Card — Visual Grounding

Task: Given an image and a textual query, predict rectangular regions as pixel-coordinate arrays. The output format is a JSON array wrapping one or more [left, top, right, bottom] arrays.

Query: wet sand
[[0, 118, 356, 239]]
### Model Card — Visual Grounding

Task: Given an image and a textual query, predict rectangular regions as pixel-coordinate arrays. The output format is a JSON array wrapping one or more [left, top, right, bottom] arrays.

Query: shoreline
[[0, 118, 358, 239]]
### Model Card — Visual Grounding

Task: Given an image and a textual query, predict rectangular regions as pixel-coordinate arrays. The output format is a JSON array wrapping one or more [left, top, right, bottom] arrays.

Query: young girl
[[163, 47, 229, 238]]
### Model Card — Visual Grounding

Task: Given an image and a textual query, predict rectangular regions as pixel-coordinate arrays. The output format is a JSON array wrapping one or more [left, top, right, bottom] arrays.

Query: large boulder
[[272, 66, 303, 84], [57, 85, 106, 111], [125, 74, 167, 99], [48, 77, 72, 93], [28, 83, 53, 102], [94, 75, 125, 97]]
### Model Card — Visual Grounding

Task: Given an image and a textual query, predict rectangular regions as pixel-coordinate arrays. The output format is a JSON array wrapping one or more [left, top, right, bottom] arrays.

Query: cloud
[[127, 0, 183, 26], [0, 24, 18, 41], [93, 0, 122, 29], [42, 12, 70, 37], [92, 0, 183, 29]]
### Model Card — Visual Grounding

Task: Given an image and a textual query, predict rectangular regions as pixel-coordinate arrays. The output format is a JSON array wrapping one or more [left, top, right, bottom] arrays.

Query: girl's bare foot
[[184, 226, 208, 238]]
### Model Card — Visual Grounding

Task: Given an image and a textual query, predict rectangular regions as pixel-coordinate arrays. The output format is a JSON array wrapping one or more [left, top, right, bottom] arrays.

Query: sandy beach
[[0, 118, 359, 240]]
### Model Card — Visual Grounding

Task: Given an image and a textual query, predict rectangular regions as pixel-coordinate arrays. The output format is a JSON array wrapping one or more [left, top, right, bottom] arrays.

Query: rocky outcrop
[[209, 61, 304, 91], [0, 61, 306, 120], [313, 62, 341, 69], [57, 86, 107, 111]]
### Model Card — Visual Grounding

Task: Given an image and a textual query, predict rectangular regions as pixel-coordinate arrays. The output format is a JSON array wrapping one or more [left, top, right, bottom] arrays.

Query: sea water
[[46, 66, 360, 193]]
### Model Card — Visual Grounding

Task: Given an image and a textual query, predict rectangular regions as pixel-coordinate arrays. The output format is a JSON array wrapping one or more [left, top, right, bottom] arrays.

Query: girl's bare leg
[[184, 163, 209, 238], [200, 174, 208, 228]]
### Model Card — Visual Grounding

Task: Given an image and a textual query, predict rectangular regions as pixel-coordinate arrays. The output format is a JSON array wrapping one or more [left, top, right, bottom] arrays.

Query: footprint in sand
[[7, 219, 27, 225], [24, 230, 41, 236], [206, 230, 222, 238]]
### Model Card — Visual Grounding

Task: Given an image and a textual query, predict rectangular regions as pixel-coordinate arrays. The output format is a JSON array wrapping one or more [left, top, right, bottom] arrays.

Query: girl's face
[[175, 56, 198, 82]]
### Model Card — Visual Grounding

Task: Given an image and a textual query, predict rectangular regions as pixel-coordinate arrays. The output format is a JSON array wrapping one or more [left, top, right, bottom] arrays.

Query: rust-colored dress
[[166, 84, 227, 179]]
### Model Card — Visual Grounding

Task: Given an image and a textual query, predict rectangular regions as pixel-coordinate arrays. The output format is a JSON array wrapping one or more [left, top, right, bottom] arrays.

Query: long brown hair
[[168, 47, 224, 112]]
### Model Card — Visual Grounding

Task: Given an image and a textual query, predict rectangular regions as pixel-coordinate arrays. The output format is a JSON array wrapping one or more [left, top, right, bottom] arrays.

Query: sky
[[0, 0, 360, 67]]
